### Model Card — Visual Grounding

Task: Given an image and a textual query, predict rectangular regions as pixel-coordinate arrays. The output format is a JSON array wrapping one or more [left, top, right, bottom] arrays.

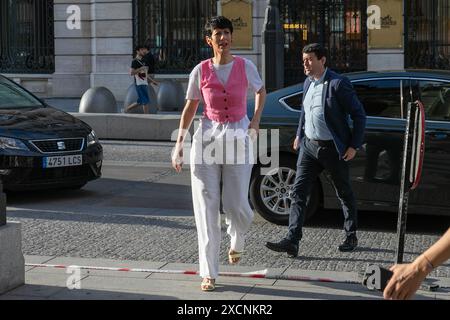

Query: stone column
[[53, 0, 93, 98], [367, 0, 405, 71], [262, 0, 284, 92], [89, 0, 134, 102], [52, 0, 133, 102], [368, 49, 404, 71]]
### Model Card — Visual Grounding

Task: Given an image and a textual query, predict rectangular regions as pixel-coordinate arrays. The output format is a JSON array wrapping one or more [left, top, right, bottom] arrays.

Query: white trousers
[[190, 139, 254, 279]]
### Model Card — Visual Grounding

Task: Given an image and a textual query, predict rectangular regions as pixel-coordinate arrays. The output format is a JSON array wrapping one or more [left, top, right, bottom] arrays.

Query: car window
[[353, 80, 402, 118], [419, 81, 450, 121], [280, 92, 303, 111], [0, 78, 43, 108]]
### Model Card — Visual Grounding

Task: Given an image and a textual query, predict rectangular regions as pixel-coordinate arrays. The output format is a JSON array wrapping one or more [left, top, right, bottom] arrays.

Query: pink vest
[[200, 56, 248, 123]]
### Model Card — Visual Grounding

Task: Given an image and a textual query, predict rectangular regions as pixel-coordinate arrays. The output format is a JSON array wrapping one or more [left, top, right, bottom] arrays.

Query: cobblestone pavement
[[101, 140, 173, 163], [7, 140, 450, 279], [8, 210, 450, 278]]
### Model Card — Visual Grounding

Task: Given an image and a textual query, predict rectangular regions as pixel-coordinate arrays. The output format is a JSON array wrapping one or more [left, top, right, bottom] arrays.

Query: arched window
[[0, 0, 55, 73], [133, 0, 217, 74]]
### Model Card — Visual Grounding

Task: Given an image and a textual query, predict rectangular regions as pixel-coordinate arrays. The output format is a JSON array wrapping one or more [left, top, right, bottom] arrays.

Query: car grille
[[30, 138, 84, 154]]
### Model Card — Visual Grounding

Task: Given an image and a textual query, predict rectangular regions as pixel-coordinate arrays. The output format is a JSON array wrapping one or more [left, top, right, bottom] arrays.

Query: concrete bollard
[[79, 87, 118, 113], [157, 80, 185, 112], [123, 84, 158, 114]]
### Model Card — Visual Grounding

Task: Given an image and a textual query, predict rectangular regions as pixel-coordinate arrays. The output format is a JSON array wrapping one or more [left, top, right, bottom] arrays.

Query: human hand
[[383, 258, 430, 300], [343, 147, 357, 161], [171, 142, 184, 173], [248, 119, 260, 141], [293, 136, 301, 151]]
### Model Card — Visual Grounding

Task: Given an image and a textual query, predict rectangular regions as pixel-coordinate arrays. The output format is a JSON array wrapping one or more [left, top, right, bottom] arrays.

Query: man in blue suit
[[266, 43, 366, 257]]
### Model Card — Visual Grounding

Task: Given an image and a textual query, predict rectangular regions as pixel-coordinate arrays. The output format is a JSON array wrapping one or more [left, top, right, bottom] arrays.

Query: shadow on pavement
[[6, 178, 192, 211], [0, 284, 177, 300], [7, 210, 195, 230], [306, 209, 450, 234]]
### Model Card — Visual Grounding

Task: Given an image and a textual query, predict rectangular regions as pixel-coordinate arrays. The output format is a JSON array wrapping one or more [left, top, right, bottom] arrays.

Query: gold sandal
[[201, 278, 216, 292], [228, 249, 243, 265]]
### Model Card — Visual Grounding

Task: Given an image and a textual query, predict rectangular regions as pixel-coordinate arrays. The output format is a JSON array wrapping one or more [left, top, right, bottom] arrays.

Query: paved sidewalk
[[1, 255, 449, 300]]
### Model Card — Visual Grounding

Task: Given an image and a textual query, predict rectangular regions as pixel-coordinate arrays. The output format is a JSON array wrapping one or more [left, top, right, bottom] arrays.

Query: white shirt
[[303, 68, 333, 140], [133, 59, 149, 86]]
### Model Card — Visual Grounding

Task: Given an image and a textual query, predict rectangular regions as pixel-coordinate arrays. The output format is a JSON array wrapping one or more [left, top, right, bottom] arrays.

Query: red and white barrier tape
[[25, 263, 360, 285]]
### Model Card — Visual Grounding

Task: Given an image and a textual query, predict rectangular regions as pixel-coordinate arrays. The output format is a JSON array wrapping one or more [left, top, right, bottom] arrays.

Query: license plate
[[43, 155, 83, 168]]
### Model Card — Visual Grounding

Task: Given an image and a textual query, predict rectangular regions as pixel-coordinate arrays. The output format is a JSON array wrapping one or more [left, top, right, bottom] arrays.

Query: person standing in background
[[126, 45, 158, 114]]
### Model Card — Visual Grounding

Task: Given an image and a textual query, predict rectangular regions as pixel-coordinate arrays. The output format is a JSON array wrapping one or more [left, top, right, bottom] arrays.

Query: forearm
[[147, 74, 157, 83], [419, 228, 450, 270], [252, 87, 266, 123], [177, 100, 199, 143]]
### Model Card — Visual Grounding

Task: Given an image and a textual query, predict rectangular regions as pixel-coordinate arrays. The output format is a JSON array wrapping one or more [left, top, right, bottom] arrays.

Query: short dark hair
[[134, 45, 148, 53], [302, 43, 328, 60], [204, 16, 233, 37]]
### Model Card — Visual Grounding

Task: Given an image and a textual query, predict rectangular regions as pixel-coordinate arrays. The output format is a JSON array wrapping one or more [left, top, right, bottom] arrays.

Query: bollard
[[157, 80, 184, 112], [0, 180, 5, 227], [79, 87, 118, 113]]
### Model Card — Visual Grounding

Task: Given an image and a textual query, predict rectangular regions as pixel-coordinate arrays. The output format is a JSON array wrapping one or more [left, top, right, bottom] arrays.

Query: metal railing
[[0, 0, 55, 74], [405, 0, 450, 70], [279, 0, 367, 86], [133, 0, 217, 74]]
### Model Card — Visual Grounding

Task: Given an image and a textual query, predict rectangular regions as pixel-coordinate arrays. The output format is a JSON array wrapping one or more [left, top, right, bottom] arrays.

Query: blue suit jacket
[[296, 69, 366, 157]]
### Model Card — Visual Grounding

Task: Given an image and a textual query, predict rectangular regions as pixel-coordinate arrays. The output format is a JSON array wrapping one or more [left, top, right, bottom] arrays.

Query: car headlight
[[87, 130, 99, 146], [0, 137, 29, 151]]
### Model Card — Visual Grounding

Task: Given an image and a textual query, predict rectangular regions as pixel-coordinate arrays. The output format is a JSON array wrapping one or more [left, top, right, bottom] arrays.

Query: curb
[[70, 113, 197, 141]]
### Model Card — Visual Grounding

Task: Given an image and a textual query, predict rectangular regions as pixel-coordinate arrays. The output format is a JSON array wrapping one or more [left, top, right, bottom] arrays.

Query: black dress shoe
[[338, 235, 358, 252], [266, 239, 299, 257]]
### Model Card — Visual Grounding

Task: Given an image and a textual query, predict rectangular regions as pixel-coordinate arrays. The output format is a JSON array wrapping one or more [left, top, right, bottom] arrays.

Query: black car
[[248, 70, 450, 225], [0, 75, 102, 190]]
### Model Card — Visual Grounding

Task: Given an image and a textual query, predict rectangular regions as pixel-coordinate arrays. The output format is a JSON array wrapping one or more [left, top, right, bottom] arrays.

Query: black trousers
[[287, 138, 358, 244]]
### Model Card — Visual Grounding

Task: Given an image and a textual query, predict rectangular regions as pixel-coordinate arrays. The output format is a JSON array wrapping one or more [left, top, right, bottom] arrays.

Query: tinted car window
[[353, 80, 402, 118], [419, 81, 450, 121], [0, 78, 43, 108], [281, 93, 303, 111]]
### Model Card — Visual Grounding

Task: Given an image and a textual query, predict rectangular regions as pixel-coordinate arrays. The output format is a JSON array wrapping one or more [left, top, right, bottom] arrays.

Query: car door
[[276, 91, 304, 152], [339, 78, 410, 210], [407, 79, 450, 214]]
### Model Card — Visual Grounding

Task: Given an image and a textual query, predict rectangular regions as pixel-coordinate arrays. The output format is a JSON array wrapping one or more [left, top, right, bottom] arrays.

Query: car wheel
[[250, 154, 320, 226]]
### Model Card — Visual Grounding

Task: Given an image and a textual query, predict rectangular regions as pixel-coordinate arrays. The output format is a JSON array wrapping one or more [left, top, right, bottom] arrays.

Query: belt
[[306, 137, 334, 147]]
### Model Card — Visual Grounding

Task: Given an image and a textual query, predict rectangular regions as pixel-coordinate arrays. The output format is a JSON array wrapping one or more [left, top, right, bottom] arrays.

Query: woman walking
[[172, 16, 266, 291]]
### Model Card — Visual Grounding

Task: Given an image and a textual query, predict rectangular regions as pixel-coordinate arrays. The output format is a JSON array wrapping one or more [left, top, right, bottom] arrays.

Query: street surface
[[7, 140, 450, 277]]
